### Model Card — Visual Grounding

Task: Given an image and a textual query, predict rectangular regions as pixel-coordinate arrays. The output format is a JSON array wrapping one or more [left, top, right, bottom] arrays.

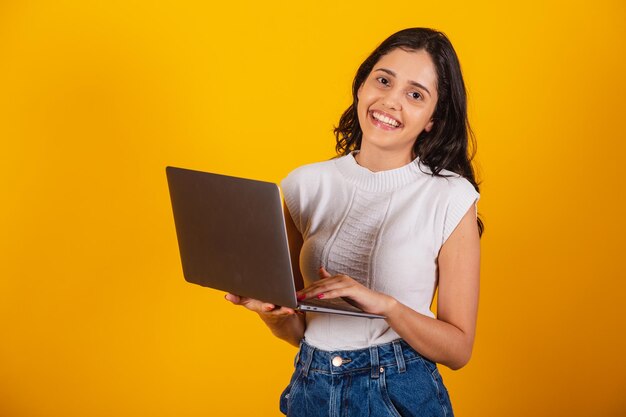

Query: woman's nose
[[382, 89, 402, 110]]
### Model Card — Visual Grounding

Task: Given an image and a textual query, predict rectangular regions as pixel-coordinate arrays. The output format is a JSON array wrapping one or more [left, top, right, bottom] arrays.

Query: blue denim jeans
[[280, 339, 454, 417]]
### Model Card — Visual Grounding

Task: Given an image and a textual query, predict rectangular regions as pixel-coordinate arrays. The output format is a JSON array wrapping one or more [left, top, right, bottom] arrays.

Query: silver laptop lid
[[166, 166, 298, 308]]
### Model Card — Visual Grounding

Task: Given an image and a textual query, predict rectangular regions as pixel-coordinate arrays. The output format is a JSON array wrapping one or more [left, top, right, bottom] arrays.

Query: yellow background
[[1, 0, 625, 416]]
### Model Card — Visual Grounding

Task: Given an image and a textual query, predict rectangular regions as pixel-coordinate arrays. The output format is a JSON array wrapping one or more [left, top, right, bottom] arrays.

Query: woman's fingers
[[260, 304, 297, 316], [296, 273, 392, 316], [274, 306, 297, 315], [225, 293, 264, 310], [261, 302, 277, 312], [225, 293, 295, 316], [297, 275, 356, 300], [320, 282, 362, 300], [225, 293, 242, 304]]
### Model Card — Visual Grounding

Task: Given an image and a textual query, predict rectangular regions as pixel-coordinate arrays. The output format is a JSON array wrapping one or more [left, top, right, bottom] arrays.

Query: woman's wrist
[[381, 295, 400, 318], [258, 311, 305, 346]]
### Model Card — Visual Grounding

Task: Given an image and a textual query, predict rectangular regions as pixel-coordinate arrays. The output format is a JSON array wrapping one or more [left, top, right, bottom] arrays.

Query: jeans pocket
[[279, 363, 304, 415], [378, 371, 404, 417], [429, 367, 453, 417]]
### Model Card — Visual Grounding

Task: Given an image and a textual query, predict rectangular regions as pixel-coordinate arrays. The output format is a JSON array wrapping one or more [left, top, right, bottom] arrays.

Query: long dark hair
[[334, 28, 484, 236]]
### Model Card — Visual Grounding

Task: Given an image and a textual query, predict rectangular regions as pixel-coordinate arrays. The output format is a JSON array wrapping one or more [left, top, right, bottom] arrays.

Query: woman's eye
[[376, 77, 389, 86], [409, 91, 422, 100]]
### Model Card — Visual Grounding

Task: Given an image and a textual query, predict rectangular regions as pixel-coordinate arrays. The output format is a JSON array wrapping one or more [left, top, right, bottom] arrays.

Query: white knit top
[[281, 152, 480, 351]]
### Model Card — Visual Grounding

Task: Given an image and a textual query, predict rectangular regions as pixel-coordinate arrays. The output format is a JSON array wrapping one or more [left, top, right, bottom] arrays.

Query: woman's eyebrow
[[374, 67, 432, 97]]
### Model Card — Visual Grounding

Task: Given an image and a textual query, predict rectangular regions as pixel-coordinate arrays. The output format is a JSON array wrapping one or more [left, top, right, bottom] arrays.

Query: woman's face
[[357, 48, 438, 159]]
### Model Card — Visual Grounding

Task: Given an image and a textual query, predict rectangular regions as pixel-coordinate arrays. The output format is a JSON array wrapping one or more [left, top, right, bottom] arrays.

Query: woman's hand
[[225, 293, 305, 346], [224, 293, 298, 321], [296, 267, 396, 316]]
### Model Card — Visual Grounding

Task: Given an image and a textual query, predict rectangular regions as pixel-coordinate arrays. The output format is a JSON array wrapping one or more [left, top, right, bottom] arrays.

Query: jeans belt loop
[[370, 345, 380, 379], [392, 340, 406, 373], [301, 343, 315, 377]]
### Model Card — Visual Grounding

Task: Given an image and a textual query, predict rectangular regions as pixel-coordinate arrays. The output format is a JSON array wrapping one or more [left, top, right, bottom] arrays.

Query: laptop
[[166, 166, 384, 319]]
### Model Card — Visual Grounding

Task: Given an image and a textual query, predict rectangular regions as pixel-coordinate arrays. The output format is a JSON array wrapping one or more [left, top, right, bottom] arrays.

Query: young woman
[[226, 27, 483, 417]]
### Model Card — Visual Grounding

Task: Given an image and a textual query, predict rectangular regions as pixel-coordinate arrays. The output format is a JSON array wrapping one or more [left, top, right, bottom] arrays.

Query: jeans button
[[332, 356, 343, 367]]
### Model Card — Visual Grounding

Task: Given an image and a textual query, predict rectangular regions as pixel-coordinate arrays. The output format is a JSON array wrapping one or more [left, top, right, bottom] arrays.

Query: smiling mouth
[[370, 111, 401, 128]]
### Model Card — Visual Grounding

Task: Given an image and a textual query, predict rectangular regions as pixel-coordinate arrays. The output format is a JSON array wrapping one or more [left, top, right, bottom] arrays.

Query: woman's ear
[[425, 119, 434, 132]]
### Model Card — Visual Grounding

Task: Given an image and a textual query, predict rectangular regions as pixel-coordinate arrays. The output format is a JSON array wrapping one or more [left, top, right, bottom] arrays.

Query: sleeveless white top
[[281, 152, 479, 350]]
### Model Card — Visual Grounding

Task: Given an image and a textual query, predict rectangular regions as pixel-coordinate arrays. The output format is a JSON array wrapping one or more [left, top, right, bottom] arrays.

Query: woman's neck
[[353, 146, 414, 172]]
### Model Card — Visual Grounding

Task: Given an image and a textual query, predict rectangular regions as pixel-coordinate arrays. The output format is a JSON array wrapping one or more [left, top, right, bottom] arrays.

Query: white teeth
[[372, 111, 400, 127]]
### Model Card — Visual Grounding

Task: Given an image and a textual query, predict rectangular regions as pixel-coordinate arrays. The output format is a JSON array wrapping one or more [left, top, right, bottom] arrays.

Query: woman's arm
[[384, 203, 480, 369], [225, 202, 306, 347], [297, 204, 480, 370]]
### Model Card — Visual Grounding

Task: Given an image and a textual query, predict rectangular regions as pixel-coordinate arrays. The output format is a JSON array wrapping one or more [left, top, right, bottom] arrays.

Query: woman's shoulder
[[282, 157, 340, 189], [421, 165, 479, 199], [280, 157, 341, 229]]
